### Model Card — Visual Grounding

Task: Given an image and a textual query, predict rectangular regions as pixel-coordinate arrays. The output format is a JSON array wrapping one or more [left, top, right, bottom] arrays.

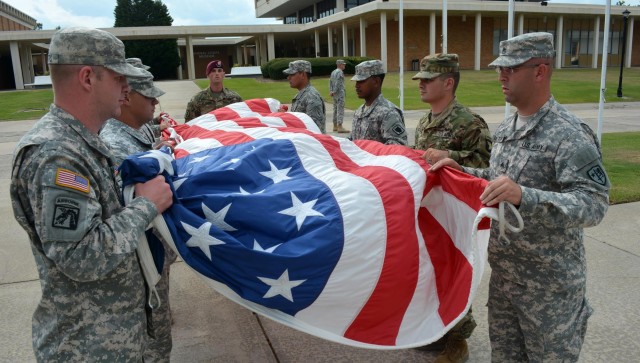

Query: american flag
[[119, 99, 494, 349]]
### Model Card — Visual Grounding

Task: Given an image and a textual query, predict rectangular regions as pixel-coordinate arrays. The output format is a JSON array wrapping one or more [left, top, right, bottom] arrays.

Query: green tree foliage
[[114, 0, 181, 80]]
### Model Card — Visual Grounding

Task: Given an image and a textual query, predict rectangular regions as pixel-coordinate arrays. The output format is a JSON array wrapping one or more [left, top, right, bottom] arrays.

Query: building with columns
[[0, 0, 637, 90]]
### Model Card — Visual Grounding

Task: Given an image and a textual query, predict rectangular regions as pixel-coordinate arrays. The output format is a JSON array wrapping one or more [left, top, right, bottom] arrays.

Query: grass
[[2, 69, 639, 204]]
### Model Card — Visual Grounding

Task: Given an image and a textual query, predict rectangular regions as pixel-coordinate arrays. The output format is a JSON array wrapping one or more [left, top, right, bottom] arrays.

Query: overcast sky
[[4, 0, 639, 31]]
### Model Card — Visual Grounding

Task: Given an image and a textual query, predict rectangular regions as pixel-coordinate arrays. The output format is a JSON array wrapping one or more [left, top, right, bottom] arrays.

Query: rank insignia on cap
[[55, 168, 90, 193]]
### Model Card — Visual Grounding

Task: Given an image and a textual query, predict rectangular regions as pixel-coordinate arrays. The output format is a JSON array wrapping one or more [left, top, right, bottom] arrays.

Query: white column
[[342, 22, 348, 57], [327, 27, 334, 57], [10, 41, 24, 89], [475, 13, 482, 70], [381, 12, 388, 69], [41, 53, 47, 74], [626, 17, 634, 68], [593, 16, 600, 69], [243, 45, 249, 66], [518, 13, 524, 35], [430, 13, 436, 55], [255, 38, 261, 65], [442, 1, 448, 53], [186, 36, 195, 80], [267, 33, 276, 61], [360, 17, 367, 56], [556, 16, 564, 69], [177, 45, 183, 80], [20, 44, 33, 84], [337, 1, 344, 13], [237, 46, 243, 67], [315, 30, 320, 57]]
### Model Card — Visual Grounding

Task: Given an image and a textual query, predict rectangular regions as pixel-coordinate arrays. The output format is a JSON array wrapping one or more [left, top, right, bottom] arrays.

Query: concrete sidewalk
[[1, 80, 639, 362]]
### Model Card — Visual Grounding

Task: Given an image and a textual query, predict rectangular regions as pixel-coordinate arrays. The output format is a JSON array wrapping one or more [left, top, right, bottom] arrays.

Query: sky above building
[[4, 0, 639, 31]]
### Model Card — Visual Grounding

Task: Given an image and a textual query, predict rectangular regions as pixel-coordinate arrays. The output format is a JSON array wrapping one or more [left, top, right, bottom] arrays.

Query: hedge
[[261, 56, 376, 80]]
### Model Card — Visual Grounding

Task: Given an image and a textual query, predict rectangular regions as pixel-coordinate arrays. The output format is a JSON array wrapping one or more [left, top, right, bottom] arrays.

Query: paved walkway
[[1, 80, 639, 362]]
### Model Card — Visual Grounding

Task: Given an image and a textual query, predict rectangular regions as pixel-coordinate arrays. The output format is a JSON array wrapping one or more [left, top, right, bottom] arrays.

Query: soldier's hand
[[135, 176, 173, 214], [422, 148, 449, 165], [428, 157, 462, 172], [480, 175, 522, 207]]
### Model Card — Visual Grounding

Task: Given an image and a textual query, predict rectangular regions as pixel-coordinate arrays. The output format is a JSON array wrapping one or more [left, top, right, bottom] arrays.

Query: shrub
[[261, 56, 375, 80]]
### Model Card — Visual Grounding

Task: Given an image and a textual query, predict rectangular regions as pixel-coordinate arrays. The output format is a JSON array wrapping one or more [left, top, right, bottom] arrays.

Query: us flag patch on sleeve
[[55, 168, 90, 193]]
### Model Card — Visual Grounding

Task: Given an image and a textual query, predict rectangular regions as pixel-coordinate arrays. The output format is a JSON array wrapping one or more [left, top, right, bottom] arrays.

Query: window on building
[[300, 5, 314, 24], [345, 0, 375, 11], [318, 0, 336, 19], [284, 13, 297, 24]]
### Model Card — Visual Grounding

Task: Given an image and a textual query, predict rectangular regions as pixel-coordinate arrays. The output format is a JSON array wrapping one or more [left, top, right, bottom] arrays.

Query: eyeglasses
[[494, 63, 549, 74]]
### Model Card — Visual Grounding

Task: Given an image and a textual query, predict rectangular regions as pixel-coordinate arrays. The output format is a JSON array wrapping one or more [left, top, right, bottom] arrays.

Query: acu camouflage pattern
[[48, 27, 146, 78], [283, 60, 312, 74], [291, 84, 326, 133], [100, 119, 177, 362], [463, 96, 609, 360], [412, 53, 459, 80], [351, 94, 407, 145], [351, 59, 384, 81], [184, 87, 243, 122], [415, 98, 492, 168], [10, 105, 159, 362], [489, 32, 556, 68], [329, 66, 345, 126]]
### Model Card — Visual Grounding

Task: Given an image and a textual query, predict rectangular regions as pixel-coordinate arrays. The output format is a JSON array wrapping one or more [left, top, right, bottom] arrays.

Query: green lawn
[[2, 68, 639, 204]]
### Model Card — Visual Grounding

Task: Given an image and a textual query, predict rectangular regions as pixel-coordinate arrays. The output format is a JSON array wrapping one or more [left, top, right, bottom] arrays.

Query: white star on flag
[[258, 269, 306, 302], [259, 160, 292, 184], [278, 192, 324, 230], [253, 239, 281, 253], [238, 186, 265, 195], [220, 158, 241, 168], [202, 203, 237, 231], [181, 221, 225, 260], [189, 155, 210, 164], [139, 149, 175, 175]]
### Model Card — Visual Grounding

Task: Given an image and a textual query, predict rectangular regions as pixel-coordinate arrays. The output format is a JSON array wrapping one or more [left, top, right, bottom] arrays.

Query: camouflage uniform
[[101, 71, 176, 363], [184, 87, 243, 121], [329, 60, 346, 127], [11, 105, 156, 362], [351, 94, 407, 145], [291, 84, 326, 133], [465, 33, 610, 362], [415, 97, 492, 168]]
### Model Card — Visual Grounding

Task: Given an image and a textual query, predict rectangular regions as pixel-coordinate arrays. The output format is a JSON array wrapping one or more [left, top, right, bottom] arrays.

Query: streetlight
[[617, 9, 631, 98]]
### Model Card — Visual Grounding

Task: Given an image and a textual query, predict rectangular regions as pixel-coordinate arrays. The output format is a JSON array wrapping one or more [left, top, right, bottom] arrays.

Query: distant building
[[0, 0, 637, 90]]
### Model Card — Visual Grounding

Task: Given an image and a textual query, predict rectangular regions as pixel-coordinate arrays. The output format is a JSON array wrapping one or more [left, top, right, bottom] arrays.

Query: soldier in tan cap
[[350, 60, 407, 145], [282, 60, 326, 133], [329, 59, 349, 133], [412, 53, 491, 363], [431, 32, 609, 362], [10, 27, 174, 362], [184, 59, 243, 121]]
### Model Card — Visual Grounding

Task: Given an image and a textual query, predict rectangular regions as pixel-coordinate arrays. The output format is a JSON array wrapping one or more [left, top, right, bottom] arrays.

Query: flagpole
[[442, 0, 448, 53], [504, 0, 515, 119], [399, 0, 404, 111], [597, 0, 612, 143]]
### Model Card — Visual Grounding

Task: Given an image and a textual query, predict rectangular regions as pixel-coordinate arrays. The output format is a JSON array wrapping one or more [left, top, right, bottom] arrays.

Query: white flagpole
[[597, 1, 612, 143], [400, 0, 404, 111], [504, 0, 515, 119], [443, 0, 448, 53]]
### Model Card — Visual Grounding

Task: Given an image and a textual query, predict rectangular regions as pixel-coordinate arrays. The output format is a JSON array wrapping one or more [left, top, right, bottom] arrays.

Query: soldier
[[412, 53, 492, 362], [350, 59, 407, 145], [431, 32, 610, 362], [184, 59, 242, 121], [10, 27, 173, 362], [329, 59, 349, 133], [100, 68, 177, 362], [281, 59, 326, 133]]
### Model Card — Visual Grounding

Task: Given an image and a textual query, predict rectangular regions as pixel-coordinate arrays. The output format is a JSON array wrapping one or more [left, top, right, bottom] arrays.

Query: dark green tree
[[114, 0, 181, 80]]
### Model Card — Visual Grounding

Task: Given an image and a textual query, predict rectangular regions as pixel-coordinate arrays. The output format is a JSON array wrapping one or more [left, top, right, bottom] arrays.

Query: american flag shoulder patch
[[55, 168, 90, 193]]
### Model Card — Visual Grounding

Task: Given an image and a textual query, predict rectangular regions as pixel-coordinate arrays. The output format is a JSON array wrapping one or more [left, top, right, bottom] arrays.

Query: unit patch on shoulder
[[52, 197, 80, 230], [55, 168, 90, 193], [587, 166, 607, 186]]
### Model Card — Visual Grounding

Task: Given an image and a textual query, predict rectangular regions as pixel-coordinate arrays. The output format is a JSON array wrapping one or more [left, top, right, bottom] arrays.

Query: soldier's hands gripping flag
[[119, 99, 496, 349]]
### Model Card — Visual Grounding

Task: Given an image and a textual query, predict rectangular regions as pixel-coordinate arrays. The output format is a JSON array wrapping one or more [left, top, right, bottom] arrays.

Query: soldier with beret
[[412, 53, 492, 362], [350, 60, 407, 145], [282, 59, 327, 133], [100, 65, 177, 363], [184, 59, 243, 121], [10, 27, 174, 362], [431, 32, 610, 362], [329, 59, 349, 133]]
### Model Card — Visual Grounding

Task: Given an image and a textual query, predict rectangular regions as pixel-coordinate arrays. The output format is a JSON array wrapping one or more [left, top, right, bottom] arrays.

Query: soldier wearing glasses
[[431, 32, 609, 362]]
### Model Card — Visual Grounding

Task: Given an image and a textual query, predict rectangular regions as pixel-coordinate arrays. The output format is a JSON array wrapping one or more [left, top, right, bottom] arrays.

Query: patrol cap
[[48, 27, 147, 78], [126, 57, 151, 70], [127, 69, 165, 98], [489, 32, 556, 68], [336, 59, 346, 65], [351, 60, 385, 81], [412, 53, 459, 80], [283, 60, 312, 75], [206, 60, 224, 75]]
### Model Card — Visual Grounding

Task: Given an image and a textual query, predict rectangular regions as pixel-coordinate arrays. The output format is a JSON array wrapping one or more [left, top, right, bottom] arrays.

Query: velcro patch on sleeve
[[55, 168, 90, 193]]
